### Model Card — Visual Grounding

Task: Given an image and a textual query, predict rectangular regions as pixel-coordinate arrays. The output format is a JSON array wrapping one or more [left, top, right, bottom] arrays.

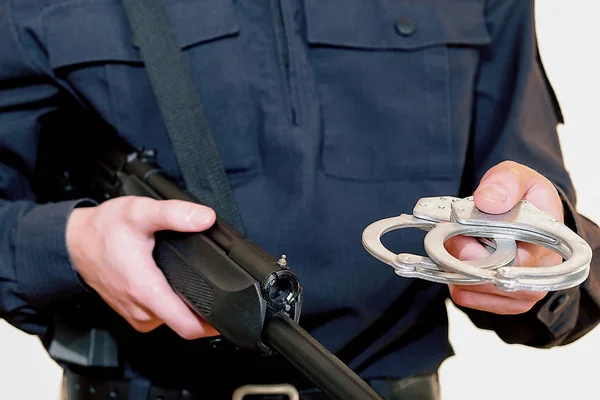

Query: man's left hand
[[446, 161, 564, 315]]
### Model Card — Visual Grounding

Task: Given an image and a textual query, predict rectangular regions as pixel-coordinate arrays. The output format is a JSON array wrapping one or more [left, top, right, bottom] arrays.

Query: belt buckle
[[231, 384, 299, 400]]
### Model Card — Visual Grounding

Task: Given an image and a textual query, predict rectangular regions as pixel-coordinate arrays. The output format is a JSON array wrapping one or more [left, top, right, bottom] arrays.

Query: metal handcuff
[[362, 196, 593, 292]]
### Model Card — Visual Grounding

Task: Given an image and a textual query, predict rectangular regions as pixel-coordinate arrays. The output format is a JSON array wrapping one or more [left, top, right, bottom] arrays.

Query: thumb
[[126, 197, 216, 233], [473, 161, 563, 220]]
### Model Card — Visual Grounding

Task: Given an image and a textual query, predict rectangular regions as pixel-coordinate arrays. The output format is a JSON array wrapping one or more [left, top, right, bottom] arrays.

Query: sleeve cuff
[[533, 183, 582, 340], [14, 199, 97, 309], [554, 183, 582, 235], [535, 288, 580, 341]]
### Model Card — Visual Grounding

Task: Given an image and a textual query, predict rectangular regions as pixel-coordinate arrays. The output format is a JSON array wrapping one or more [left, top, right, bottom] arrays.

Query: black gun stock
[[34, 109, 385, 400]]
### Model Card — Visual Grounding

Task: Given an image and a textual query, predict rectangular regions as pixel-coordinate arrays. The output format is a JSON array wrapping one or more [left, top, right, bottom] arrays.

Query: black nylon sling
[[121, 0, 244, 233], [118, 0, 437, 375]]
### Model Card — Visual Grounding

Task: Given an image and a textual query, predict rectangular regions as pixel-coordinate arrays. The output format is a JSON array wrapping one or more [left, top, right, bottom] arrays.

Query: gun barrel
[[264, 314, 385, 400]]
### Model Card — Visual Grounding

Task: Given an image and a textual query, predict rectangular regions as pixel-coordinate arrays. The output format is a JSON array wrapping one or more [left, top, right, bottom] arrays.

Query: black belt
[[60, 369, 440, 400]]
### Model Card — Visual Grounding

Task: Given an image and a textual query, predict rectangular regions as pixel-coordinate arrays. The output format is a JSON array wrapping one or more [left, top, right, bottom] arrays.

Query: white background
[[1, 1, 599, 399]]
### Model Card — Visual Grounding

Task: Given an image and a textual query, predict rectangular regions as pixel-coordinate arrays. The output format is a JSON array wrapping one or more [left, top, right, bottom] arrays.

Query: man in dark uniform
[[1, 0, 599, 399]]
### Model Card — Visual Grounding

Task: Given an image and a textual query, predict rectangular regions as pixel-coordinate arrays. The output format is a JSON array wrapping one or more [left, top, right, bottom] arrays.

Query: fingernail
[[477, 185, 508, 203], [186, 206, 214, 227]]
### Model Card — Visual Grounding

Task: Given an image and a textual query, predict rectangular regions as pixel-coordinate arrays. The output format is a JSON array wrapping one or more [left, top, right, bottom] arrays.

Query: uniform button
[[550, 293, 570, 313], [209, 337, 239, 351], [395, 17, 416, 37]]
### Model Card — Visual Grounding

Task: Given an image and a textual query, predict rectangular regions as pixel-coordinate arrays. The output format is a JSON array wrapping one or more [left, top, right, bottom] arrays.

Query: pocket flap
[[304, 0, 491, 50], [43, 0, 240, 69]]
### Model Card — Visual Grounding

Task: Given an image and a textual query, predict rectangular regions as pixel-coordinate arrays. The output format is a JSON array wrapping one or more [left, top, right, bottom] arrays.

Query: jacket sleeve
[[0, 3, 92, 338], [456, 0, 600, 348]]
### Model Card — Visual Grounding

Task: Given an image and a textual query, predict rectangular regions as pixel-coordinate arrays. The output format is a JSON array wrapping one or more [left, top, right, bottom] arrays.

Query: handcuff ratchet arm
[[362, 197, 518, 286]]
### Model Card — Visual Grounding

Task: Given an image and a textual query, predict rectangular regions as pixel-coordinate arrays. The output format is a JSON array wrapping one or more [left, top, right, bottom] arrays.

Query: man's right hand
[[65, 196, 220, 340]]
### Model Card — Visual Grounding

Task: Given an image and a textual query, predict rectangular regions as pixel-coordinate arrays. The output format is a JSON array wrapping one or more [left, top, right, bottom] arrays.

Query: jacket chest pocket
[[42, 0, 259, 179], [304, 0, 491, 181]]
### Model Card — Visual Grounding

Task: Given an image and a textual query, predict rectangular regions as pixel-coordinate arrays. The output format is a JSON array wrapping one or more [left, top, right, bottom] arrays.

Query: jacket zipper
[[272, 0, 299, 125]]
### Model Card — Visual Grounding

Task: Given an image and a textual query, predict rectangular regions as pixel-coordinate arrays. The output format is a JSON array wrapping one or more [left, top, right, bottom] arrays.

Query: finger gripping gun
[[35, 110, 384, 400]]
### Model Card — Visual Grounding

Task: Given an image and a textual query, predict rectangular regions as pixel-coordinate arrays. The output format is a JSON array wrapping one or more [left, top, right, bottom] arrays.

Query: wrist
[[65, 205, 94, 277]]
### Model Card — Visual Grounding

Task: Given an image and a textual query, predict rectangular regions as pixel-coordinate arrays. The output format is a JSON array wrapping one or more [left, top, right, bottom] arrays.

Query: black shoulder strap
[[119, 0, 433, 370], [120, 0, 245, 233]]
